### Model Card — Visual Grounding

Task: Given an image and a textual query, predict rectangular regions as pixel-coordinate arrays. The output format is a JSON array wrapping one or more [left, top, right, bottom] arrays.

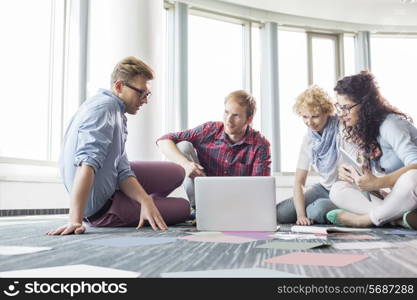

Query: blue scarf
[[310, 115, 339, 174]]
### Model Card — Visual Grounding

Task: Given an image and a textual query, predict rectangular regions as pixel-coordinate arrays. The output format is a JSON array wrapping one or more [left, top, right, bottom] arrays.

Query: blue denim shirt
[[59, 89, 135, 217], [377, 114, 417, 173]]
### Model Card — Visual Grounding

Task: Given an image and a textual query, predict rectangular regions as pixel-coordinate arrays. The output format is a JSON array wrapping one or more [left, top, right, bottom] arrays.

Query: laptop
[[194, 176, 278, 231]]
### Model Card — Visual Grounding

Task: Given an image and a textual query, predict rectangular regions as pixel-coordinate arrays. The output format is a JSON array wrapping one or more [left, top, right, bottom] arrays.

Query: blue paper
[[384, 229, 417, 235]]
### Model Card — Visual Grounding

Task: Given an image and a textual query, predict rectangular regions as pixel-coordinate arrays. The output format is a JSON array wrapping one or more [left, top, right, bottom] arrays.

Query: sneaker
[[402, 210, 417, 230]]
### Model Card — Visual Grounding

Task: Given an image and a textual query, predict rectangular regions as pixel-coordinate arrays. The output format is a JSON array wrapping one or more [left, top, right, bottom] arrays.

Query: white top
[[296, 125, 357, 190]]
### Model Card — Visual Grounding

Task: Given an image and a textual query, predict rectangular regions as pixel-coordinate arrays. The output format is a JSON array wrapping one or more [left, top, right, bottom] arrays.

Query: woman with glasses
[[276, 85, 340, 225], [326, 71, 417, 230]]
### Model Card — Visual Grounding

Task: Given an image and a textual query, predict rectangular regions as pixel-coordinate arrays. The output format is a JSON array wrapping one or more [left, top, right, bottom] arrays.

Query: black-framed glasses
[[334, 102, 360, 114], [123, 82, 151, 100]]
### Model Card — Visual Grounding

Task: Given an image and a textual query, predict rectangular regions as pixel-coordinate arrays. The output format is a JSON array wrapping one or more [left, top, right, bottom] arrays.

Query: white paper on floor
[[0, 246, 51, 256], [271, 232, 327, 240], [332, 241, 395, 250], [0, 264, 140, 278]]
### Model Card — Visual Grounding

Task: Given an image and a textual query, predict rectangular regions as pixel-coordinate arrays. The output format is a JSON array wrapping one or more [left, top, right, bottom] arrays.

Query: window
[[343, 34, 356, 76], [309, 33, 339, 94], [278, 29, 309, 172], [0, 0, 79, 162], [251, 24, 261, 130], [188, 14, 244, 128], [371, 35, 417, 120]]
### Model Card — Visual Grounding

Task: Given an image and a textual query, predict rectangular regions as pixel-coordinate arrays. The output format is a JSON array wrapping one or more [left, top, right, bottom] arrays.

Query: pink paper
[[222, 231, 275, 240], [265, 252, 369, 267], [178, 234, 255, 244]]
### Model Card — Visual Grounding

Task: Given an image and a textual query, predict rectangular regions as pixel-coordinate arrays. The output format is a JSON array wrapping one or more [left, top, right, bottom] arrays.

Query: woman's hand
[[355, 169, 380, 191], [296, 216, 313, 226], [338, 164, 360, 183]]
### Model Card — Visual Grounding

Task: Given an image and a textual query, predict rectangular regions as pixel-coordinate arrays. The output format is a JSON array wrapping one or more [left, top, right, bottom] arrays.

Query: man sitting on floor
[[156, 90, 271, 213], [48, 56, 190, 235]]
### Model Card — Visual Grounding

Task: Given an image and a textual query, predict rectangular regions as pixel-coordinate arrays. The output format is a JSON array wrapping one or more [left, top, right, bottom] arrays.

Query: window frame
[[0, 0, 86, 166]]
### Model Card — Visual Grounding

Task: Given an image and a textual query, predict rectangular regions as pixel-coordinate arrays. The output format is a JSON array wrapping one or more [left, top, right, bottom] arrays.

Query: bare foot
[[337, 210, 373, 227]]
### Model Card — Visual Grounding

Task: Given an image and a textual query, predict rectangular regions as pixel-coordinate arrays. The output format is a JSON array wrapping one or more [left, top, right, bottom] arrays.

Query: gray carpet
[[1, 215, 417, 278]]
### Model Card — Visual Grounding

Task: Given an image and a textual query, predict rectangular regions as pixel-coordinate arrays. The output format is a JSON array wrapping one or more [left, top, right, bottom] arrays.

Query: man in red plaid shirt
[[156, 90, 271, 209]]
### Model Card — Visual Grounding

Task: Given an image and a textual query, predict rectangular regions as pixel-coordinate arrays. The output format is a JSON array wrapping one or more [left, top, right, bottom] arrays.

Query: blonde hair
[[293, 85, 334, 115], [110, 56, 154, 87], [224, 90, 257, 118]]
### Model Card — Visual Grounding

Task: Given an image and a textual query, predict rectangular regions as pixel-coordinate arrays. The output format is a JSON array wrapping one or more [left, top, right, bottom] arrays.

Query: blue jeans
[[276, 183, 336, 224]]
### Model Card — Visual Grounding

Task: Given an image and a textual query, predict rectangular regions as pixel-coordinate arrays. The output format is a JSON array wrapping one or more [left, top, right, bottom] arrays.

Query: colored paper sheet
[[256, 241, 331, 250], [222, 231, 275, 240], [178, 234, 255, 244], [332, 241, 395, 250], [0, 246, 51, 256], [85, 237, 177, 247], [265, 252, 369, 267], [0, 264, 140, 278], [327, 234, 378, 240], [160, 268, 306, 278], [271, 233, 327, 240], [384, 229, 417, 235]]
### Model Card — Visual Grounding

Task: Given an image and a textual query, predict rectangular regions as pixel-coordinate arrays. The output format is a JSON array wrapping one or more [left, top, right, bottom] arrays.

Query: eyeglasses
[[334, 102, 360, 114], [123, 82, 151, 100]]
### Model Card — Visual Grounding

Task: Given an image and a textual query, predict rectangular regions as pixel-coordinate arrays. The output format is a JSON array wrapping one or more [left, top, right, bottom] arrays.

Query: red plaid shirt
[[157, 122, 271, 176]]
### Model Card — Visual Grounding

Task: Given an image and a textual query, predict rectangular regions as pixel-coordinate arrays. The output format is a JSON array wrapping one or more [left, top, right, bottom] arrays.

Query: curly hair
[[334, 71, 412, 156], [293, 85, 334, 116]]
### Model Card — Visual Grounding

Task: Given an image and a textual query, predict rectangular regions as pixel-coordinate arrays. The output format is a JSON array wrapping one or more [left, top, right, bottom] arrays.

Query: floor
[[1, 214, 417, 278]]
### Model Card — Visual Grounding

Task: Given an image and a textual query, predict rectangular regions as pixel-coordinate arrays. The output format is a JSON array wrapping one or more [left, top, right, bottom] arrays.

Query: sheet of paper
[[222, 231, 275, 240], [271, 233, 327, 240], [291, 225, 371, 234], [178, 233, 255, 244], [0, 264, 140, 278], [332, 241, 395, 250], [0, 246, 51, 256], [161, 268, 305, 278], [256, 241, 331, 250], [265, 252, 369, 267], [85, 237, 177, 247]]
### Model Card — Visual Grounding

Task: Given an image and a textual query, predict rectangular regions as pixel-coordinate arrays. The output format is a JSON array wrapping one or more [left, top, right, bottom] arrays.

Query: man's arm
[[157, 139, 205, 178], [119, 176, 168, 230], [250, 144, 271, 176], [47, 164, 94, 235]]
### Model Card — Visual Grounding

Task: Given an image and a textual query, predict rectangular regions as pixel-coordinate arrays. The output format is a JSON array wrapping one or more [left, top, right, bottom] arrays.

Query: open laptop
[[194, 176, 278, 231]]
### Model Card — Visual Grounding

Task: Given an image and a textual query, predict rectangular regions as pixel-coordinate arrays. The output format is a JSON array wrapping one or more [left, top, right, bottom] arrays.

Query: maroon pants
[[89, 161, 190, 227]]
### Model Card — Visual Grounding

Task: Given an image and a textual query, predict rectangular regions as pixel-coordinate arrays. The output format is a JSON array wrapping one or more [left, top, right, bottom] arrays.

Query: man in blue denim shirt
[[48, 57, 190, 235]]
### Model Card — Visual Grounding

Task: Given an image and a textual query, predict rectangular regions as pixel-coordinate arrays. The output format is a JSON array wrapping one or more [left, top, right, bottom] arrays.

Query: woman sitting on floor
[[326, 71, 417, 229], [276, 85, 339, 225]]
